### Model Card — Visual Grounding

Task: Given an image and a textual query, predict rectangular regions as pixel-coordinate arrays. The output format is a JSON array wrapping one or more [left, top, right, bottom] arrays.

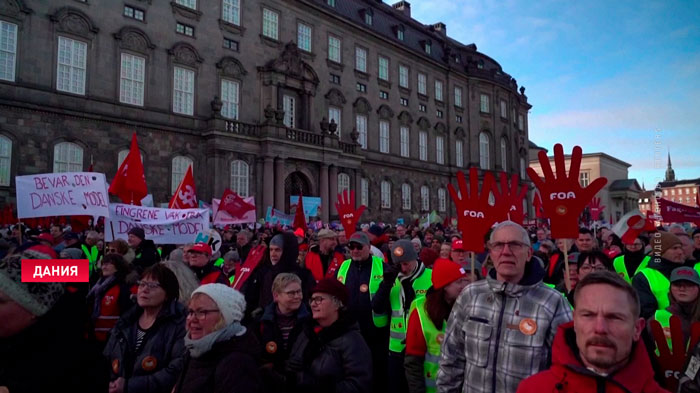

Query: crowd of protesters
[[2, 216, 700, 393]]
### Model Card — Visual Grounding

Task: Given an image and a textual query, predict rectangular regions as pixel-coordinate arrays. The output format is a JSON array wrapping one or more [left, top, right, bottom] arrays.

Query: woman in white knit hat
[[173, 283, 261, 393]]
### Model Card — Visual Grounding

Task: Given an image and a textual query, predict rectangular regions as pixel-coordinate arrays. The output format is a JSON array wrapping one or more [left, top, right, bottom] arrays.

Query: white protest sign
[[194, 229, 223, 254], [105, 203, 209, 244], [16, 172, 110, 219]]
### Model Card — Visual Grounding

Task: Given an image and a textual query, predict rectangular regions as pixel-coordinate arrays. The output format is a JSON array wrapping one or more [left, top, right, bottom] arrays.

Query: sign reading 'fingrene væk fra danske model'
[[105, 203, 209, 244], [16, 172, 110, 219]]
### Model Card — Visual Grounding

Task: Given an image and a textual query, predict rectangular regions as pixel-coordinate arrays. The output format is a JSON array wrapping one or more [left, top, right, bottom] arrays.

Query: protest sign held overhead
[[105, 203, 209, 244], [335, 190, 365, 236], [212, 197, 256, 225], [527, 144, 608, 239], [658, 198, 700, 224], [493, 172, 528, 224], [16, 172, 109, 219]]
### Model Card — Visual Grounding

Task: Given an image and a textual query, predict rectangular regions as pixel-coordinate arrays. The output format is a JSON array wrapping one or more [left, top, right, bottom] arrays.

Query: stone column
[[354, 169, 363, 208], [320, 164, 329, 222], [275, 157, 286, 212], [263, 157, 274, 214], [329, 165, 338, 217]]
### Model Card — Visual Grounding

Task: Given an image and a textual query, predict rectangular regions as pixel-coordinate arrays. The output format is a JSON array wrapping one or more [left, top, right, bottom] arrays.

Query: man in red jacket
[[305, 228, 345, 281], [517, 271, 669, 393]]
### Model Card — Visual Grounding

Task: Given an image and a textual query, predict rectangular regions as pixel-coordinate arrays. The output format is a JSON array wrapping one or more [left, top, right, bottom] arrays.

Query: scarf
[[184, 322, 246, 358], [86, 275, 117, 320], [398, 262, 425, 314]]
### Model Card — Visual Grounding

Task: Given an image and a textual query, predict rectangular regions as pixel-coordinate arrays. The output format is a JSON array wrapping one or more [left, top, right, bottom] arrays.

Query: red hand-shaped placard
[[335, 190, 365, 237], [447, 167, 509, 253], [650, 316, 700, 392], [587, 197, 605, 221], [527, 144, 608, 239], [493, 172, 528, 224]]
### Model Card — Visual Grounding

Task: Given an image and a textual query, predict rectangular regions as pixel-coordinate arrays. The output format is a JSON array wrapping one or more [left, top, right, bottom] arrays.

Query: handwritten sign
[[105, 204, 210, 244], [265, 206, 293, 226], [16, 172, 109, 219], [194, 229, 223, 254], [212, 197, 256, 225]]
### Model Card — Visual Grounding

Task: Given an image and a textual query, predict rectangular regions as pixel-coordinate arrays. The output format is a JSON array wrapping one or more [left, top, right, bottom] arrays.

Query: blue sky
[[402, 0, 700, 188]]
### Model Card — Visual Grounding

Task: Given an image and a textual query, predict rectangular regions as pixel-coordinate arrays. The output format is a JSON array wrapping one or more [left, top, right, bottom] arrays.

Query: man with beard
[[305, 229, 345, 280], [613, 235, 650, 284], [336, 232, 390, 392], [235, 229, 253, 262], [517, 271, 667, 393]]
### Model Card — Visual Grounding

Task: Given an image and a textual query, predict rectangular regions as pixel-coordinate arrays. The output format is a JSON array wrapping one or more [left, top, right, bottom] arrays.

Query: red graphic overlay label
[[21, 259, 90, 282]]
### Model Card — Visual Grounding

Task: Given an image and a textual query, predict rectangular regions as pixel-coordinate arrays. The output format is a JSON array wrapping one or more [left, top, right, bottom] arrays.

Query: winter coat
[[189, 260, 228, 285], [0, 295, 90, 393], [243, 232, 315, 315], [286, 314, 373, 393], [305, 244, 345, 281], [103, 299, 187, 393], [132, 239, 161, 274], [173, 329, 262, 393], [632, 256, 684, 319], [436, 260, 573, 393], [86, 276, 133, 342], [517, 322, 669, 393], [258, 302, 312, 370]]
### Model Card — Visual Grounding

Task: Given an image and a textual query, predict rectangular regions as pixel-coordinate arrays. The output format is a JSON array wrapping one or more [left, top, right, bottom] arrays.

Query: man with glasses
[[187, 242, 228, 285], [437, 221, 573, 393], [613, 235, 650, 284], [336, 231, 390, 392]]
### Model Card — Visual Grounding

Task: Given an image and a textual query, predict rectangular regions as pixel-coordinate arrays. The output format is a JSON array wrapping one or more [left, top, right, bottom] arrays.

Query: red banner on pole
[[658, 198, 700, 224]]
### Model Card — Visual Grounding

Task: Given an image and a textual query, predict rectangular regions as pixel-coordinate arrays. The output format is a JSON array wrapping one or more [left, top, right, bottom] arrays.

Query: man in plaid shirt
[[437, 221, 573, 393]]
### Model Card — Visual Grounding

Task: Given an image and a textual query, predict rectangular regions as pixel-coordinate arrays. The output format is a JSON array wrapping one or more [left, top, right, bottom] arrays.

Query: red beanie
[[431, 259, 467, 290], [298, 243, 309, 251], [312, 277, 349, 306], [419, 248, 439, 267]]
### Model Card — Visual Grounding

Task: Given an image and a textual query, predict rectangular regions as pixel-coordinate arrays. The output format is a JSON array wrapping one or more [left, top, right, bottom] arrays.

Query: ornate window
[[402, 183, 411, 210], [436, 136, 444, 164], [400, 127, 410, 157], [53, 142, 83, 173], [438, 188, 446, 212], [262, 8, 279, 40], [378, 56, 389, 81], [328, 35, 341, 62], [455, 140, 463, 168], [338, 173, 350, 195], [435, 80, 443, 101], [379, 121, 390, 153], [500, 137, 507, 170], [417, 73, 427, 95], [222, 0, 241, 25], [356, 115, 367, 149], [297, 22, 312, 52], [454, 86, 463, 107], [230, 160, 249, 197], [381, 181, 391, 208], [361, 178, 369, 207], [480, 94, 490, 113], [0, 21, 17, 81], [419, 131, 427, 161], [171, 156, 193, 194], [221, 79, 240, 120], [120, 53, 145, 106], [0, 135, 11, 186], [57, 37, 87, 95], [399, 65, 408, 88], [421, 186, 430, 211], [173, 66, 194, 115], [479, 132, 490, 169]]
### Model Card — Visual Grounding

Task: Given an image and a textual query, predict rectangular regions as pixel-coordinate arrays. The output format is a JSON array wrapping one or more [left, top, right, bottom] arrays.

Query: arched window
[[53, 142, 83, 173], [479, 132, 490, 169], [171, 156, 193, 194], [421, 186, 430, 211], [230, 160, 249, 197], [401, 183, 411, 210], [338, 173, 350, 195], [0, 135, 11, 186], [438, 188, 446, 212], [118, 149, 144, 169], [381, 181, 391, 208], [500, 137, 507, 170]]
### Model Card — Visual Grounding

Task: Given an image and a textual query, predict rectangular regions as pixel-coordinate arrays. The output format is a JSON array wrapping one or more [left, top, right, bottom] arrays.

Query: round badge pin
[[519, 318, 537, 336], [436, 333, 445, 344], [394, 247, 404, 257], [141, 356, 157, 371], [111, 359, 120, 374], [556, 205, 567, 216], [337, 276, 344, 282], [360, 284, 369, 293], [266, 341, 278, 354]]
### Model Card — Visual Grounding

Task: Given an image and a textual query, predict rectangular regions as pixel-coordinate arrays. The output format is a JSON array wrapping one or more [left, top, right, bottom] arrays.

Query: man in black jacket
[[335, 232, 389, 392], [127, 227, 160, 274]]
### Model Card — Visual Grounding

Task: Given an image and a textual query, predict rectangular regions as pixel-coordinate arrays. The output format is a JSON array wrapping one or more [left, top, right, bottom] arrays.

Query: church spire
[[665, 148, 676, 182]]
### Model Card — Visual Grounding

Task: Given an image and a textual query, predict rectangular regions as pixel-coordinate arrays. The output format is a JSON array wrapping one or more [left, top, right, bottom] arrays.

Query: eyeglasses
[[309, 296, 329, 305], [282, 289, 303, 297], [579, 264, 607, 273], [137, 281, 161, 289], [186, 309, 220, 320], [105, 248, 117, 253], [347, 243, 364, 250], [490, 241, 528, 252]]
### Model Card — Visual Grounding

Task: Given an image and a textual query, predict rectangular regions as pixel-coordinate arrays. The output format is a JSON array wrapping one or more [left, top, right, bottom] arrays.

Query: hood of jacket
[[551, 321, 661, 392], [487, 256, 546, 296], [647, 256, 684, 277]]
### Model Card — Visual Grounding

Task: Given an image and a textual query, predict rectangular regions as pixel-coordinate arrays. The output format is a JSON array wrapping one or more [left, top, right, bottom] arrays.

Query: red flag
[[70, 215, 92, 233], [219, 189, 254, 219], [108, 133, 147, 205], [658, 198, 700, 225], [293, 194, 308, 232], [168, 165, 197, 209]]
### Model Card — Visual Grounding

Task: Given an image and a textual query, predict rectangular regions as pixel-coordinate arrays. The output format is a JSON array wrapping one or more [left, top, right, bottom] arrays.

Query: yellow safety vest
[[337, 256, 388, 328], [640, 268, 670, 312], [412, 296, 444, 393], [613, 255, 650, 284], [389, 268, 432, 353]]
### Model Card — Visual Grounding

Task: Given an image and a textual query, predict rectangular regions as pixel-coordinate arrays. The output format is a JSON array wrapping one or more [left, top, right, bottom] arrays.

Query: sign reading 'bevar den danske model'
[[105, 203, 210, 244], [16, 172, 110, 219]]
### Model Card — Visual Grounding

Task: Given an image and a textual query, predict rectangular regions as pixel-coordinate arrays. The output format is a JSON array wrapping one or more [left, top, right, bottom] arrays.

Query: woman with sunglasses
[[104, 264, 186, 393], [286, 278, 372, 393], [174, 283, 261, 393]]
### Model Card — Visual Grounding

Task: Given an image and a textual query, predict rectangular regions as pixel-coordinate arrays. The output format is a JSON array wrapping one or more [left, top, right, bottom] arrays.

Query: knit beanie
[[391, 239, 418, 263], [128, 227, 145, 240], [0, 254, 64, 316], [431, 259, 467, 289], [312, 277, 349, 306], [368, 224, 383, 237], [60, 248, 83, 259], [270, 234, 285, 248], [652, 232, 682, 257], [191, 284, 246, 325], [419, 248, 439, 267]]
